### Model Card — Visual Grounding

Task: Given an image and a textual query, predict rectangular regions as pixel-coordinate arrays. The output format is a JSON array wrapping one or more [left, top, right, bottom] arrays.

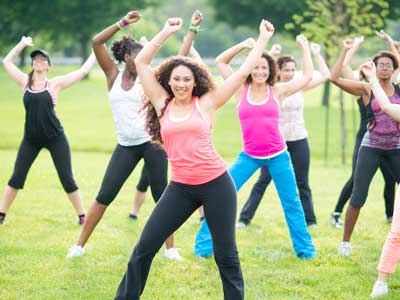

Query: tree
[[287, 0, 389, 163]]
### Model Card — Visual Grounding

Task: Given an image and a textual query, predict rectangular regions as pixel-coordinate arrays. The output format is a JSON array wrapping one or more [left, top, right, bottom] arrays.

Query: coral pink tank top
[[160, 97, 226, 185]]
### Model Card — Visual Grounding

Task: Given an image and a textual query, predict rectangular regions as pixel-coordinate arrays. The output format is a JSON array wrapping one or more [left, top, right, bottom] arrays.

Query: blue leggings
[[230, 150, 316, 259]]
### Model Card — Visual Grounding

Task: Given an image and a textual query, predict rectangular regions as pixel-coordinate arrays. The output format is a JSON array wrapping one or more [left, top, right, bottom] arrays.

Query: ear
[[124, 52, 130, 62]]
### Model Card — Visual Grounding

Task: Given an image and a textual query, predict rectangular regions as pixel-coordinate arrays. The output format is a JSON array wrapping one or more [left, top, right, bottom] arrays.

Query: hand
[[343, 38, 353, 50], [241, 38, 256, 49], [139, 36, 149, 45], [360, 60, 377, 82], [353, 36, 364, 48], [395, 41, 400, 53], [163, 18, 183, 34], [296, 34, 309, 48], [269, 44, 282, 56], [191, 9, 203, 26], [259, 19, 274, 40], [310, 42, 320, 55], [20, 36, 33, 47], [376, 30, 393, 43], [124, 11, 141, 24]]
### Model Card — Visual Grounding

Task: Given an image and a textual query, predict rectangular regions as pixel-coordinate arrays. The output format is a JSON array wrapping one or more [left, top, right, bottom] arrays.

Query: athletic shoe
[[164, 248, 183, 261], [307, 222, 317, 228], [370, 280, 388, 298], [129, 213, 138, 220], [338, 241, 352, 257], [386, 216, 393, 223], [330, 212, 343, 228], [67, 245, 85, 258], [236, 222, 247, 229], [78, 214, 86, 225]]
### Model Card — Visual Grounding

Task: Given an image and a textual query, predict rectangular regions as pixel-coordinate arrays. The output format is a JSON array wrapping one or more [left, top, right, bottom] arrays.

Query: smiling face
[[31, 54, 51, 73], [168, 64, 196, 100], [250, 57, 270, 84], [279, 61, 296, 82]]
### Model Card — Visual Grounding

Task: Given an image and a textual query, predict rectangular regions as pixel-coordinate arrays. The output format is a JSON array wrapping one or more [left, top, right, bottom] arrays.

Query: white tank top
[[279, 92, 308, 141], [108, 71, 150, 146]]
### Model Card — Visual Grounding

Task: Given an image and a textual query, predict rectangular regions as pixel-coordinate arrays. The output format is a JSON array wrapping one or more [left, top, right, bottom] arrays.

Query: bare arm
[[302, 42, 330, 92], [134, 18, 183, 115], [342, 36, 364, 80], [92, 11, 142, 90], [362, 61, 400, 121], [50, 52, 97, 94], [274, 35, 313, 100], [2, 36, 33, 89], [209, 20, 274, 110], [179, 10, 203, 56], [267, 43, 282, 58]]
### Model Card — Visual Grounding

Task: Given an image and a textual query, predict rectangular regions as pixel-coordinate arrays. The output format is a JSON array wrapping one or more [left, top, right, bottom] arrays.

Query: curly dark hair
[[144, 56, 215, 144], [245, 52, 277, 86], [111, 35, 143, 63], [372, 51, 399, 70]]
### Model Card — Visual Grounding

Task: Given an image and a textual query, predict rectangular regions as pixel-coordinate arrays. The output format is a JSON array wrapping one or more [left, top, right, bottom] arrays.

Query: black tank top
[[356, 97, 369, 138], [23, 82, 63, 142]]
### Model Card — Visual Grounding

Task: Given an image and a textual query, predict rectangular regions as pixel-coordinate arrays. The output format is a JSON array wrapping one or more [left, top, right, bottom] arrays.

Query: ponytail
[[27, 70, 34, 89]]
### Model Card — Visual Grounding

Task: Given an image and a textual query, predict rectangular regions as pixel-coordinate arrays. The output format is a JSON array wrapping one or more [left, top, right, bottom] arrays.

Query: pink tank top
[[238, 85, 286, 157], [160, 97, 226, 185]]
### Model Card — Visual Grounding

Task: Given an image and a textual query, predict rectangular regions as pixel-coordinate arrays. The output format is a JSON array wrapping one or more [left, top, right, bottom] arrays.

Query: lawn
[[0, 66, 398, 299]]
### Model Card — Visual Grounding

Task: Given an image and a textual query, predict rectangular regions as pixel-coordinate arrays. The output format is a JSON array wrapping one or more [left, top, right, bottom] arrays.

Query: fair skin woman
[[0, 36, 96, 223]]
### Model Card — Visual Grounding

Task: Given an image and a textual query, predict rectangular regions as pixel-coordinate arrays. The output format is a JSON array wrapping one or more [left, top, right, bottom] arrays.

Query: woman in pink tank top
[[113, 17, 275, 300], [213, 35, 317, 259]]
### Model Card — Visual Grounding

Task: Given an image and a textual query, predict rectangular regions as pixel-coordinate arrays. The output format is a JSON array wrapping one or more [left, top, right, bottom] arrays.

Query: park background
[[0, 0, 400, 299]]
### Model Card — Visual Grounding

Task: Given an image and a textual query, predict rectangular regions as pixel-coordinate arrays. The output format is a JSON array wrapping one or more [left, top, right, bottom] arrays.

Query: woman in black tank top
[[0, 36, 96, 225]]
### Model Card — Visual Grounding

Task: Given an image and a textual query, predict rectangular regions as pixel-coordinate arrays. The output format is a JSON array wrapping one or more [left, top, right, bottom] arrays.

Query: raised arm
[[268, 43, 282, 58], [92, 11, 142, 89], [342, 36, 364, 80], [2, 36, 33, 89], [215, 37, 256, 80], [331, 39, 369, 97], [179, 10, 203, 56], [134, 18, 183, 115], [302, 42, 331, 91], [376, 30, 400, 82], [274, 35, 313, 100], [50, 52, 97, 94], [362, 61, 400, 121], [209, 20, 274, 109]]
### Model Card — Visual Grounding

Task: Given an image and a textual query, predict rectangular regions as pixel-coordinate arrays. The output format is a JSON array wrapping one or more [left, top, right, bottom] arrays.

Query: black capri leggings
[[136, 165, 149, 193], [8, 133, 78, 193], [96, 142, 168, 206], [350, 146, 400, 208], [115, 171, 244, 300]]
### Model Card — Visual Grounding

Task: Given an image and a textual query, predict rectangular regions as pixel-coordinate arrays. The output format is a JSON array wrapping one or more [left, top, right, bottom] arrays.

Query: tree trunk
[[323, 81, 331, 162], [80, 36, 89, 79], [339, 89, 346, 165]]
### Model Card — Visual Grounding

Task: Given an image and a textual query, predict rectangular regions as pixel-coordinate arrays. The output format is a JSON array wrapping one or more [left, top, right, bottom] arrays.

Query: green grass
[[0, 66, 398, 299]]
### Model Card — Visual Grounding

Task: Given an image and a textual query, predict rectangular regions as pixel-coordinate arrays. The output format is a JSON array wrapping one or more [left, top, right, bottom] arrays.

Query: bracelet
[[116, 21, 122, 30], [116, 19, 129, 30], [369, 79, 379, 87], [189, 24, 200, 33]]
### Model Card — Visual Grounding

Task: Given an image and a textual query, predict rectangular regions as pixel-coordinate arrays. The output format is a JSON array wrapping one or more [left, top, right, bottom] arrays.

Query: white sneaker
[[370, 280, 388, 298], [67, 245, 85, 258], [338, 241, 352, 257], [164, 248, 183, 261], [236, 222, 247, 229]]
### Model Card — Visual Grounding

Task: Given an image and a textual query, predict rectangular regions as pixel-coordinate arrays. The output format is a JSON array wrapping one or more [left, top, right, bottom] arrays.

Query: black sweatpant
[[96, 142, 167, 206], [114, 171, 244, 300], [8, 133, 78, 193], [239, 138, 316, 225], [350, 146, 400, 208], [334, 131, 396, 216]]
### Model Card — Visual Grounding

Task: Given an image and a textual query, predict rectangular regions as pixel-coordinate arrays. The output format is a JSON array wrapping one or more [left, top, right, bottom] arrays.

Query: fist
[[353, 36, 364, 47], [20, 36, 33, 47], [259, 19, 275, 38], [242, 38, 256, 49], [191, 10, 203, 26], [269, 44, 282, 56], [343, 38, 353, 50], [310, 42, 320, 55], [296, 34, 309, 48], [125, 11, 141, 24], [165, 18, 183, 33]]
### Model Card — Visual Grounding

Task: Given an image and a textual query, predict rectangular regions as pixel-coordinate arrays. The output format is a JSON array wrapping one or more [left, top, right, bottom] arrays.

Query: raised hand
[[20, 36, 33, 47], [360, 60, 377, 82], [376, 30, 393, 43], [395, 41, 400, 53], [296, 34, 309, 49], [269, 43, 282, 56], [259, 19, 274, 40], [164, 18, 183, 34], [310, 42, 321, 55], [191, 9, 203, 26], [124, 11, 142, 24], [343, 38, 353, 50], [353, 36, 364, 48], [241, 38, 256, 49]]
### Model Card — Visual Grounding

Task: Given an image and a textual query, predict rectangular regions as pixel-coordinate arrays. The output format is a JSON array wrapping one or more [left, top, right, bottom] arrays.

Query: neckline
[[28, 81, 48, 93], [168, 98, 195, 123], [119, 71, 137, 92], [247, 84, 269, 105]]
